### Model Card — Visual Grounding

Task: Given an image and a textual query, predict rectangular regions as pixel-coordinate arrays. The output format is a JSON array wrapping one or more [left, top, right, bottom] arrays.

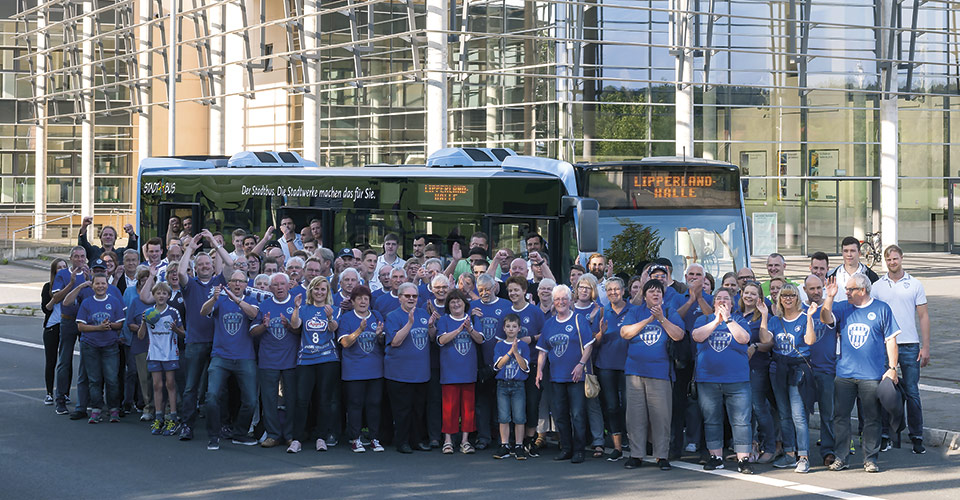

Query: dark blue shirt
[[182, 274, 226, 344], [374, 292, 401, 319], [494, 339, 530, 381], [768, 311, 811, 359], [536, 313, 594, 383], [511, 303, 545, 342], [471, 298, 511, 366], [384, 307, 431, 383], [52, 269, 86, 318], [742, 313, 771, 371], [210, 295, 258, 360], [808, 314, 837, 375], [256, 295, 299, 370], [623, 304, 682, 380], [831, 299, 900, 380], [693, 313, 750, 384], [337, 309, 385, 381], [297, 303, 339, 366], [595, 303, 633, 371], [681, 290, 714, 332], [76, 294, 125, 347], [436, 314, 478, 384]]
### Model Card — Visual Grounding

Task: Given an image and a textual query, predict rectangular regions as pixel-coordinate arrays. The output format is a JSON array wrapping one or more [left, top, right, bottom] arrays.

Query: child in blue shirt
[[493, 313, 530, 460], [75, 274, 126, 424], [138, 281, 185, 436]]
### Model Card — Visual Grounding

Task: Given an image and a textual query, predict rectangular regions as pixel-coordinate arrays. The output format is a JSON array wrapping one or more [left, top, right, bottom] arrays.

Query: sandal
[[593, 446, 604, 458], [442, 442, 454, 454], [461, 442, 476, 454]]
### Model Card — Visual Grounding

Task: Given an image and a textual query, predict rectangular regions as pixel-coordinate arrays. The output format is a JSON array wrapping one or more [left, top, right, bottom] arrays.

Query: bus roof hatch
[[426, 147, 517, 167], [227, 151, 318, 168]]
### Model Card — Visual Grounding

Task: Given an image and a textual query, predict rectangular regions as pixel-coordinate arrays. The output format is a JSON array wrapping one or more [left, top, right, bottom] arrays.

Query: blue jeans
[[772, 371, 810, 456], [497, 380, 526, 425], [550, 381, 588, 454], [181, 342, 212, 427], [55, 319, 88, 410], [882, 343, 923, 440], [205, 357, 258, 439], [81, 342, 121, 410], [259, 367, 298, 441], [749, 367, 777, 454], [814, 371, 836, 457], [597, 368, 626, 436], [698, 381, 752, 454]]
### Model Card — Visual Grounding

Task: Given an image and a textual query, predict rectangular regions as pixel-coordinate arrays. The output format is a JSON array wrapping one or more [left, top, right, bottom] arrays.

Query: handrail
[[10, 212, 80, 260]]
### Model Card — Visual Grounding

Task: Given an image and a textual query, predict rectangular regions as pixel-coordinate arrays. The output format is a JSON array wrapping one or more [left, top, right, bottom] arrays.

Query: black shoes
[[658, 458, 672, 471], [704, 455, 724, 470], [737, 458, 754, 474], [571, 451, 585, 464], [624, 457, 643, 469], [397, 444, 413, 454], [912, 438, 926, 454], [554, 451, 573, 461]]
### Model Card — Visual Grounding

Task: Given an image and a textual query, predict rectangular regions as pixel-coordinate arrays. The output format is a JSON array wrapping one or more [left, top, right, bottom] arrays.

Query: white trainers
[[684, 443, 697, 453], [316, 438, 328, 451], [795, 457, 810, 473], [286, 440, 302, 453], [351, 439, 366, 453], [371, 439, 385, 452]]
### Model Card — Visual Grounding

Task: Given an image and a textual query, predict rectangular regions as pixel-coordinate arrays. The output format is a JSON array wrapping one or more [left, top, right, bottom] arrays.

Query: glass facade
[[11, 0, 960, 251]]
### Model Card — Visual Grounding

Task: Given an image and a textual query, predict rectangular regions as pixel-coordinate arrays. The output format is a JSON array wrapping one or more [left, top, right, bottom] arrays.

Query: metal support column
[[673, 0, 694, 157], [425, 0, 448, 157], [34, 0, 47, 239], [880, 0, 899, 247], [81, 0, 95, 218], [168, 0, 178, 155], [301, 0, 320, 161], [138, 0, 154, 160]]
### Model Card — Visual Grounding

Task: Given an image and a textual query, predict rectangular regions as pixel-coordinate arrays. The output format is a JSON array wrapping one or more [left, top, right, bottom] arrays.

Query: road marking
[[0, 336, 79, 356], [0, 389, 44, 402], [664, 459, 885, 500], [0, 283, 44, 290], [919, 383, 960, 395]]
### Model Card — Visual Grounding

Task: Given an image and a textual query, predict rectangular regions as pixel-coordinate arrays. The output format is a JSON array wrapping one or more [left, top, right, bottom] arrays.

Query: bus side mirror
[[577, 198, 600, 253]]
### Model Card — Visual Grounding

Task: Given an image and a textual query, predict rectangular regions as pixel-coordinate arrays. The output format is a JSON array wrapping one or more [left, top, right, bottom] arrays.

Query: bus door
[[159, 202, 200, 243], [488, 216, 558, 278], [276, 206, 333, 249]]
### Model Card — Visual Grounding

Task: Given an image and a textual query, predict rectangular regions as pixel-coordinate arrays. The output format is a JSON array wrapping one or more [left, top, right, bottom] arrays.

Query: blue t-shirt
[[494, 339, 530, 381], [536, 313, 594, 383], [573, 303, 602, 334], [374, 292, 401, 319], [76, 294, 125, 347], [384, 307, 431, 383], [511, 303, 545, 342], [210, 295, 258, 360], [436, 314, 478, 384], [416, 282, 435, 308], [693, 314, 750, 384], [663, 286, 687, 314], [623, 304, 683, 380], [297, 303, 339, 366], [471, 298, 511, 366], [337, 309, 385, 381], [182, 274, 226, 344], [768, 311, 811, 358], [680, 290, 714, 332], [290, 284, 306, 301], [52, 269, 86, 318], [333, 290, 351, 309], [808, 315, 837, 375], [595, 303, 633, 371], [742, 313, 770, 371], [256, 295, 300, 370], [831, 299, 900, 380], [126, 295, 151, 355]]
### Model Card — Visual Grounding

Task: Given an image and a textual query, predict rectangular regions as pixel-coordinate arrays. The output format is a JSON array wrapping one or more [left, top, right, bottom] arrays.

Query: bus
[[136, 149, 749, 281]]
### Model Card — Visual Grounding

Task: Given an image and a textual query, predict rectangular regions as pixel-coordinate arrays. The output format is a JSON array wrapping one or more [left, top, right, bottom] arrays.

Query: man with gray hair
[[335, 267, 361, 309], [375, 268, 407, 318], [317, 247, 335, 281], [819, 273, 900, 473], [417, 258, 444, 307]]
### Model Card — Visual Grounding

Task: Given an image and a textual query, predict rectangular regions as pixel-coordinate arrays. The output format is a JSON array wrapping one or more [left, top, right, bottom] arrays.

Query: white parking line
[[0, 336, 79, 355], [658, 459, 885, 500], [919, 383, 960, 396]]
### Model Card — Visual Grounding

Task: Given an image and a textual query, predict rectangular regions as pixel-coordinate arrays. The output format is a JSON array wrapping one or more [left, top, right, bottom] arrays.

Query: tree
[[603, 218, 664, 276]]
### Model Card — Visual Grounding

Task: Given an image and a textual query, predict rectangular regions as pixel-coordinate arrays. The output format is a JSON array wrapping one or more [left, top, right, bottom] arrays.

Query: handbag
[[575, 317, 601, 399]]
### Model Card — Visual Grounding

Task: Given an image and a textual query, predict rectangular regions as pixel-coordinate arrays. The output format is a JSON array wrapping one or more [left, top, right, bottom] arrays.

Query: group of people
[[39, 216, 931, 475]]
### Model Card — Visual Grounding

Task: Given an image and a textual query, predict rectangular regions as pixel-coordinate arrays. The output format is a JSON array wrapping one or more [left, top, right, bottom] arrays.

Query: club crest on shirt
[[286, 307, 295, 315], [495, 308, 502, 316], [481, 317, 499, 341], [411, 327, 428, 350], [420, 317, 428, 325], [222, 312, 243, 336], [847, 323, 870, 349], [454, 332, 473, 356], [523, 317, 530, 324], [709, 331, 732, 352], [504, 359, 520, 379], [775, 332, 795, 354], [105, 304, 112, 310], [641, 324, 662, 346], [867, 312, 877, 321], [564, 324, 574, 333], [358, 331, 376, 354], [269, 317, 286, 340], [903, 281, 910, 289], [92, 311, 111, 325], [550, 333, 570, 358]]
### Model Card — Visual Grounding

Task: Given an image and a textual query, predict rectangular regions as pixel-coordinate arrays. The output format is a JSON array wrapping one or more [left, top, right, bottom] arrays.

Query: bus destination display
[[418, 183, 475, 207], [632, 173, 716, 199], [586, 165, 740, 209]]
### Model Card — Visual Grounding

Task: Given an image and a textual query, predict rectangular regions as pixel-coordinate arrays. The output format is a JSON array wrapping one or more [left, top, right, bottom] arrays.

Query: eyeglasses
[[229, 279, 246, 283], [577, 285, 593, 291], [401, 294, 418, 299], [779, 293, 798, 299], [844, 287, 862, 293], [737, 275, 754, 281]]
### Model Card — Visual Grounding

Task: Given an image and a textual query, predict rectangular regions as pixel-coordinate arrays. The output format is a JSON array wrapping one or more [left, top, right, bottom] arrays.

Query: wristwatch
[[724, 318, 732, 324]]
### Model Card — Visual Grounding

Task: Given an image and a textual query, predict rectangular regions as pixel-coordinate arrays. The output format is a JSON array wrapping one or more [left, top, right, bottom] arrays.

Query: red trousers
[[441, 383, 476, 434]]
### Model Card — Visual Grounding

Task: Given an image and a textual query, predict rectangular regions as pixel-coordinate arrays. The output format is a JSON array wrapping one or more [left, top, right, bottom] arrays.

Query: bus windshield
[[597, 209, 748, 282]]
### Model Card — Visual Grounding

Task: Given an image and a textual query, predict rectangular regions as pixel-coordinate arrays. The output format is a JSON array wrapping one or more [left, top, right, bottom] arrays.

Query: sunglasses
[[401, 294, 418, 299]]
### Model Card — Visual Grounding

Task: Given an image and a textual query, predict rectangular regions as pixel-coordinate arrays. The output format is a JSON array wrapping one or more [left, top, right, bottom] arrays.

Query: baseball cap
[[91, 259, 107, 270], [337, 248, 354, 259], [654, 257, 673, 269], [649, 264, 669, 275]]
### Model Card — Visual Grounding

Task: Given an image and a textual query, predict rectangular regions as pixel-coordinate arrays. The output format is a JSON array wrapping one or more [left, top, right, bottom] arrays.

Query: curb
[[0, 307, 43, 317], [808, 412, 960, 454]]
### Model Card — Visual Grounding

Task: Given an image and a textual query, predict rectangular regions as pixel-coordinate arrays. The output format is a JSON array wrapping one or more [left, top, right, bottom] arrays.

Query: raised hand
[[81, 216, 93, 228], [825, 277, 838, 299], [408, 306, 416, 324], [359, 318, 367, 332], [294, 294, 303, 308], [201, 229, 215, 243], [264, 225, 275, 240], [756, 300, 768, 318], [471, 307, 483, 318], [375, 321, 384, 335], [323, 304, 333, 318], [807, 301, 818, 318], [123, 223, 135, 235], [451, 242, 462, 261]]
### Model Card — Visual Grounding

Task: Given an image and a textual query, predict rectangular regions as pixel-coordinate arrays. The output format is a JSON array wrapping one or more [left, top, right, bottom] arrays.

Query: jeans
[[122, 345, 140, 409], [588, 395, 605, 447], [537, 377, 554, 433], [749, 367, 777, 454], [205, 357, 258, 439], [882, 343, 923, 441], [43, 325, 60, 395], [496, 380, 526, 425], [597, 368, 626, 436], [387, 380, 427, 448], [344, 378, 383, 441], [294, 362, 341, 443], [181, 342, 212, 427], [698, 381, 752, 454], [259, 367, 298, 441], [550, 381, 588, 454], [55, 319, 88, 410], [835, 377, 882, 464], [772, 368, 810, 456], [814, 371, 836, 457], [81, 342, 121, 410]]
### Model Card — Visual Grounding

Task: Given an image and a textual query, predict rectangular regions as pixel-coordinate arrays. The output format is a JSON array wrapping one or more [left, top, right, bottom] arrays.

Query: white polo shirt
[[870, 271, 926, 345], [833, 263, 870, 302]]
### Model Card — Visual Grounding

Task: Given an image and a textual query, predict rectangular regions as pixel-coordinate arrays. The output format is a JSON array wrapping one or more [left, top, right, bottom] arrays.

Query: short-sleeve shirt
[[693, 313, 750, 384], [511, 303, 545, 342], [126, 296, 151, 355], [337, 310, 385, 381], [297, 303, 339, 366], [210, 294, 258, 360], [182, 274, 226, 344], [767, 311, 811, 359], [52, 269, 87, 318], [623, 304, 683, 380], [471, 298, 511, 366], [76, 294, 125, 347], [536, 313, 594, 383], [374, 292, 401, 319], [808, 315, 837, 375], [384, 307, 431, 383], [256, 295, 300, 370], [830, 298, 900, 380], [743, 313, 770, 371], [144, 305, 182, 362], [494, 339, 530, 381], [436, 314, 478, 384], [871, 272, 926, 345], [595, 303, 633, 371], [573, 303, 602, 334], [680, 290, 714, 332]]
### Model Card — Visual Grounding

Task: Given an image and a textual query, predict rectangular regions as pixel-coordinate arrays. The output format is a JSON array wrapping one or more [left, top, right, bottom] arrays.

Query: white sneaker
[[140, 412, 154, 422], [371, 439, 385, 452], [286, 440, 302, 453], [44, 394, 55, 405], [316, 438, 328, 451], [684, 443, 697, 453], [351, 439, 366, 453], [795, 457, 810, 473]]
